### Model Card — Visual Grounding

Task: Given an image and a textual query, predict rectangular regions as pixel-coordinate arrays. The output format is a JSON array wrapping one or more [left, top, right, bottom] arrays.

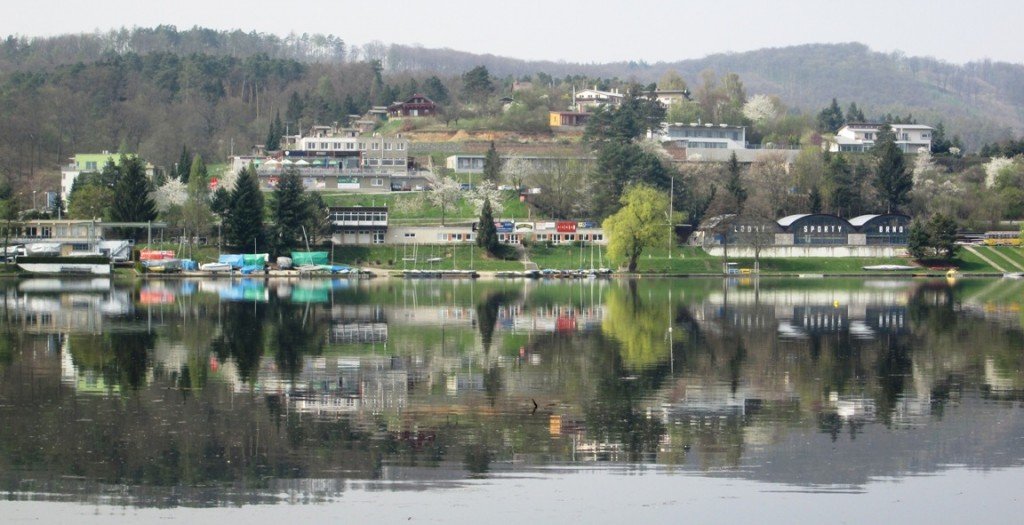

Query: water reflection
[[1, 276, 1024, 506]]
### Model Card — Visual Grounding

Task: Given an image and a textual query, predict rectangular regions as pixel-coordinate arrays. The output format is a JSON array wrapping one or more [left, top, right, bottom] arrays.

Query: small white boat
[[863, 265, 917, 271], [200, 262, 232, 273]]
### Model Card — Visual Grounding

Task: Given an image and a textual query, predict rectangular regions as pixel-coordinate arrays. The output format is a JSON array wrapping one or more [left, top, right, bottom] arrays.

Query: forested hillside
[[2, 26, 1024, 193], [383, 42, 1024, 148]]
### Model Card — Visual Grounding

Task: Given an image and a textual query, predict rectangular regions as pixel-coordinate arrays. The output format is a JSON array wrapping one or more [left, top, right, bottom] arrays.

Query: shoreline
[[0, 267, 1003, 280]]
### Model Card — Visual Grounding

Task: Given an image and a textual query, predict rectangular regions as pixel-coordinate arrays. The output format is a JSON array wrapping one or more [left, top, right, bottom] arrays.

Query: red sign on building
[[556, 221, 577, 233], [208, 177, 219, 190]]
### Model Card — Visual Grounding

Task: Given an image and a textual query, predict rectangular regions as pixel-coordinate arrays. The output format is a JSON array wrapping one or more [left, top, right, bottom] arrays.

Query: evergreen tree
[[809, 185, 823, 214], [51, 191, 65, 218], [462, 65, 494, 102], [826, 153, 859, 216], [188, 154, 208, 183], [592, 141, 669, 219], [211, 187, 231, 217], [816, 98, 845, 133], [110, 155, 158, 240], [476, 198, 499, 255], [341, 94, 358, 116], [872, 124, 913, 213], [846, 102, 865, 123], [931, 121, 952, 154], [907, 221, 930, 260], [724, 152, 747, 213], [482, 142, 501, 184], [270, 167, 308, 255], [286, 91, 305, 125], [266, 110, 283, 150], [423, 75, 450, 104], [226, 164, 266, 251], [182, 155, 212, 258], [302, 191, 331, 246], [177, 145, 191, 182]]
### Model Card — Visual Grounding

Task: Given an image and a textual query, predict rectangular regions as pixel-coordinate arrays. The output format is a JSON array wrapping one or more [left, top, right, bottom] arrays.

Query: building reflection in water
[[2, 276, 1024, 504]]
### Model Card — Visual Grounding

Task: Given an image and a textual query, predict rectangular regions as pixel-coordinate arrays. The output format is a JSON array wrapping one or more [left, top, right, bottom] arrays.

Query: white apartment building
[[828, 123, 933, 153]]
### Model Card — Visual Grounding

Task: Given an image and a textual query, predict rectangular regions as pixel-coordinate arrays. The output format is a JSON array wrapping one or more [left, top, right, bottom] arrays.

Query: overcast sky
[[3, 0, 1020, 65]]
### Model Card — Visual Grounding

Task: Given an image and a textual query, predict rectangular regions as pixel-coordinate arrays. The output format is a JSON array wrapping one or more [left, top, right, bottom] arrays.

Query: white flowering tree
[[501, 155, 535, 191], [153, 179, 187, 213], [984, 157, 1014, 188], [424, 171, 463, 225], [469, 180, 505, 216], [742, 94, 780, 123]]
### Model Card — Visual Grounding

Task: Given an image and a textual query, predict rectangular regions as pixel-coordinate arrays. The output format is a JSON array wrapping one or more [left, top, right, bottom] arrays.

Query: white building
[[828, 123, 933, 153], [657, 123, 747, 150], [574, 88, 624, 111]]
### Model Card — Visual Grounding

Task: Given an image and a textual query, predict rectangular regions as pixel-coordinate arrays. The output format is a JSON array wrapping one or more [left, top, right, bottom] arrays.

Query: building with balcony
[[658, 123, 747, 149], [574, 88, 624, 110], [329, 206, 388, 245], [445, 154, 593, 174], [228, 125, 427, 192], [387, 94, 438, 118], [827, 123, 933, 153]]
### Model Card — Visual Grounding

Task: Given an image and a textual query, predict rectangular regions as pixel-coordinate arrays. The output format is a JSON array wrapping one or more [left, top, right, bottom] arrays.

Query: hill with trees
[[2, 26, 1024, 198]]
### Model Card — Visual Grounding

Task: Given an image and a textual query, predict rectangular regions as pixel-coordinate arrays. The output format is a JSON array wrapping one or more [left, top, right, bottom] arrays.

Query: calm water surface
[[1, 276, 1022, 521]]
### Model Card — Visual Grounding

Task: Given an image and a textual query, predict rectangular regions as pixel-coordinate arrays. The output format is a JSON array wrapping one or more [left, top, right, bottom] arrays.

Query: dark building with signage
[[778, 214, 852, 245], [696, 213, 911, 257], [849, 214, 911, 245]]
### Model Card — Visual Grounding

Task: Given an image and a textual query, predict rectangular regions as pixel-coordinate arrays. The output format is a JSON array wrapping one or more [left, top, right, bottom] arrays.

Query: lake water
[[1, 276, 1023, 522]]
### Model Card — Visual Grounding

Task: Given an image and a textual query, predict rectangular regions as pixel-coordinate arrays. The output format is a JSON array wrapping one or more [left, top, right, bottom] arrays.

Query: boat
[[17, 255, 111, 275], [862, 265, 917, 271], [199, 262, 233, 273]]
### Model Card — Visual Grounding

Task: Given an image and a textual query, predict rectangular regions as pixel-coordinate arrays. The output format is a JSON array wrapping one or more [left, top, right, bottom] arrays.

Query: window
[[404, 232, 416, 238], [397, 142, 406, 151], [359, 142, 366, 150], [373, 232, 385, 244], [384, 143, 393, 151], [333, 142, 341, 149], [347, 143, 355, 150], [371, 142, 380, 151], [320, 142, 329, 150], [85, 161, 98, 170], [372, 178, 383, 187]]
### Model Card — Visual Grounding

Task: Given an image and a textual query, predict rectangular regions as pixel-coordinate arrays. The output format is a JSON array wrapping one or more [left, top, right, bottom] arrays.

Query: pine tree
[[270, 167, 308, 256], [226, 164, 266, 251], [846, 102, 865, 123], [725, 152, 747, 213], [177, 145, 191, 182], [110, 155, 157, 240], [182, 155, 212, 258], [266, 111, 283, 151], [476, 198, 499, 255], [188, 154, 208, 184], [872, 124, 912, 213], [809, 185, 823, 214], [482, 142, 501, 184], [817, 98, 845, 133]]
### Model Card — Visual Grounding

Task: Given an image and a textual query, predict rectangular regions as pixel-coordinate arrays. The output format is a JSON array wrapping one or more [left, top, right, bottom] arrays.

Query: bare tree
[[527, 158, 593, 219], [749, 152, 793, 217]]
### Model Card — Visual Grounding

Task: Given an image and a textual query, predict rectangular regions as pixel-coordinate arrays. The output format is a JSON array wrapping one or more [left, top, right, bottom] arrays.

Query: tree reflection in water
[[0, 277, 1022, 505]]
